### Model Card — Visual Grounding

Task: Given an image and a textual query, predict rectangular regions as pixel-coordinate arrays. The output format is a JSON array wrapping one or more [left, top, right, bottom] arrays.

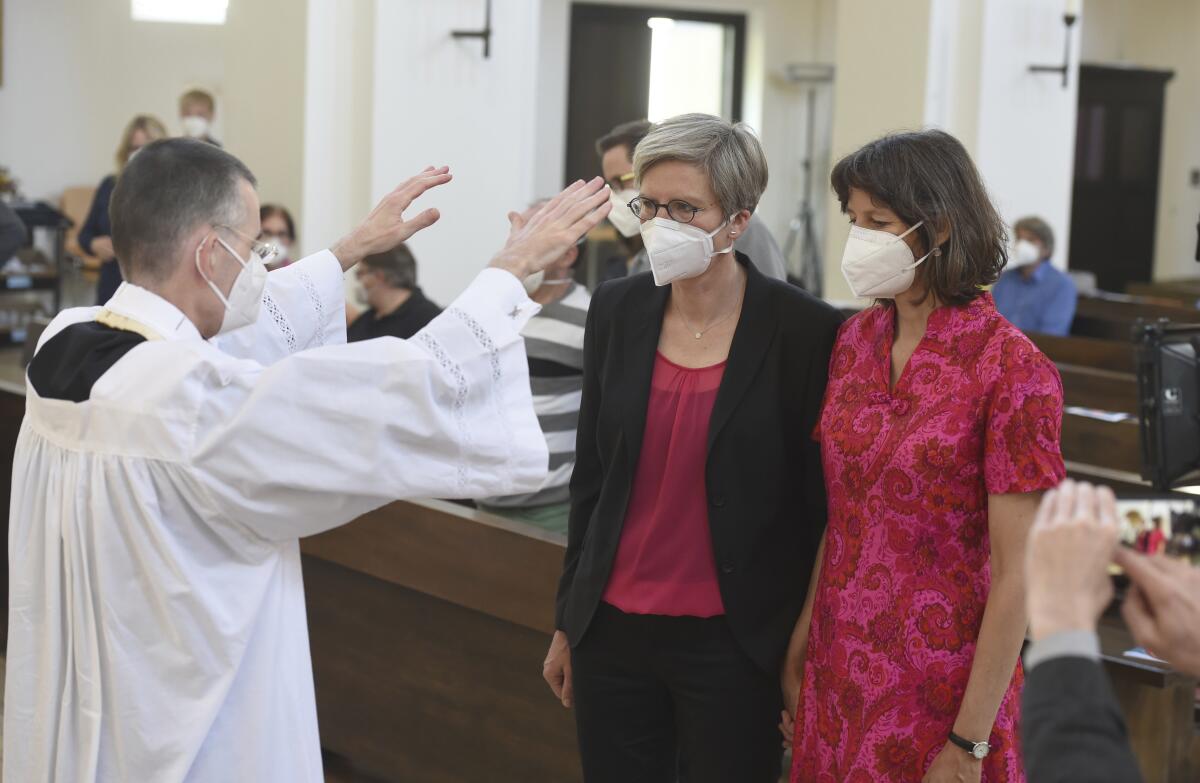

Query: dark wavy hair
[[831, 129, 1008, 306]]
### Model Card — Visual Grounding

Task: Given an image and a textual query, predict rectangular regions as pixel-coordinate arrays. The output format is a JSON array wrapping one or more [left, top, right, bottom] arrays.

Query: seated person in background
[[79, 114, 169, 304], [347, 243, 441, 340], [992, 215, 1077, 336], [478, 201, 591, 532], [179, 88, 221, 146], [595, 118, 789, 282], [0, 200, 27, 262], [1023, 480, 1200, 782], [259, 204, 297, 269]]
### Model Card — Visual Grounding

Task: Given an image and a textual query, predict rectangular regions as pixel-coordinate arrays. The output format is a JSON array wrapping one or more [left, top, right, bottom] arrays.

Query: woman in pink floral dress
[[785, 130, 1066, 782]]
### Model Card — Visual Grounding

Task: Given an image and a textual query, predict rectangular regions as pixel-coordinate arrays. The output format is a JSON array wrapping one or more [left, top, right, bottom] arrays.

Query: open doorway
[[563, 3, 746, 186]]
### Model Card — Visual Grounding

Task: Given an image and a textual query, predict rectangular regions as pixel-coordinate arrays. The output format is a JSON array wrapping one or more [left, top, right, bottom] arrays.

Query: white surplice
[[4, 252, 548, 782]]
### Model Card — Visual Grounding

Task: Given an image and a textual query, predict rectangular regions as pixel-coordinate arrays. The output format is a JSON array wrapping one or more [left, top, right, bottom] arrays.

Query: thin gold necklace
[[673, 277, 746, 340]]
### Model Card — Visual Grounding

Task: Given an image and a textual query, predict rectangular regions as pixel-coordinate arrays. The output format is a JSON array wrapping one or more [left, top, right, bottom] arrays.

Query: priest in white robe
[[4, 138, 611, 782]]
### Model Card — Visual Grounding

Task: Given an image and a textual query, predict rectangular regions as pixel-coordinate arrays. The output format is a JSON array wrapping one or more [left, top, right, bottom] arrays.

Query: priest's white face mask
[[196, 227, 271, 335]]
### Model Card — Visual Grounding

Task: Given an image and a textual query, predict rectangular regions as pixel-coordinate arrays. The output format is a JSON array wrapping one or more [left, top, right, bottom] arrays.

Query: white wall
[[371, 0, 545, 303], [0, 0, 221, 200], [301, 0, 375, 257], [821, 0, 933, 301], [972, 0, 1082, 270], [1082, 0, 1200, 282], [0, 0, 305, 223]]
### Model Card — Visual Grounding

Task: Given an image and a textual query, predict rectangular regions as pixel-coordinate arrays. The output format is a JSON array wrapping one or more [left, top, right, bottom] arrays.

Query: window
[[646, 17, 735, 122], [131, 0, 229, 25]]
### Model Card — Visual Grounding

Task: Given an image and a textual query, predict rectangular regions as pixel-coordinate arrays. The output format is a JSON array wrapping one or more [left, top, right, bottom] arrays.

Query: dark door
[[564, 4, 746, 186], [1070, 64, 1174, 292]]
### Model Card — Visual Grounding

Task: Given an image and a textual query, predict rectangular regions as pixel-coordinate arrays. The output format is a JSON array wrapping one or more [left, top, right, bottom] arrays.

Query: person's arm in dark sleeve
[[556, 283, 606, 630], [0, 201, 27, 261], [1022, 638, 1144, 783], [77, 177, 112, 256]]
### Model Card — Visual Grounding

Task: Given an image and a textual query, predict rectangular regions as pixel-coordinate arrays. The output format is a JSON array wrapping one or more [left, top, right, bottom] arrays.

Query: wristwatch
[[948, 731, 991, 760]]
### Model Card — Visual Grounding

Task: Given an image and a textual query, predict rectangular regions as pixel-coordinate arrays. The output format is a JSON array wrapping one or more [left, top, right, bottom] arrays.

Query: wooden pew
[[1072, 293, 1200, 341], [1127, 279, 1200, 308], [300, 499, 581, 783], [1026, 332, 1145, 482], [1057, 363, 1138, 414], [1029, 331, 1136, 374]]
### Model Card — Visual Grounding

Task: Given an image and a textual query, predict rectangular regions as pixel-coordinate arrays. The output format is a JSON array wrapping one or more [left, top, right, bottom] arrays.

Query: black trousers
[[571, 603, 783, 783]]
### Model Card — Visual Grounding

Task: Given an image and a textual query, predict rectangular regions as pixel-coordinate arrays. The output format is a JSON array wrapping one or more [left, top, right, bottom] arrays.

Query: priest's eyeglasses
[[216, 224, 282, 265]]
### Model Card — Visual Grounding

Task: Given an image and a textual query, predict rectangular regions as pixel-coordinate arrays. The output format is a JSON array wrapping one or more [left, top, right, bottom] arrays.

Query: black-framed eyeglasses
[[628, 196, 705, 224]]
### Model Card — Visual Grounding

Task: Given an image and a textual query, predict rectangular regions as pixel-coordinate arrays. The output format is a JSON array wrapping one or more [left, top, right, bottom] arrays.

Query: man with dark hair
[[992, 215, 1077, 336], [348, 243, 442, 341], [595, 118, 789, 282], [7, 137, 612, 782]]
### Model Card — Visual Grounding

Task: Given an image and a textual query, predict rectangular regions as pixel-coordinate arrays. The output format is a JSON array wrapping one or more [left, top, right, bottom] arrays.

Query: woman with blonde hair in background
[[78, 114, 169, 304]]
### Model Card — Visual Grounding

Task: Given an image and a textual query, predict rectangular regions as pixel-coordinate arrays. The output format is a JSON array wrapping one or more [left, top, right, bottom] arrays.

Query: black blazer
[[555, 253, 842, 675], [1021, 656, 1144, 782]]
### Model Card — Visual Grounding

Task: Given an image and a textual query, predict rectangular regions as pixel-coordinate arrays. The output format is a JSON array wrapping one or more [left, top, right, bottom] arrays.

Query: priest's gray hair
[[633, 113, 768, 217], [110, 138, 257, 285]]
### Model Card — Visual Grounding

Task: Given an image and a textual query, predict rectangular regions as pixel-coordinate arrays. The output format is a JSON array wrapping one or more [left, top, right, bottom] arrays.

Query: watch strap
[[948, 731, 988, 757]]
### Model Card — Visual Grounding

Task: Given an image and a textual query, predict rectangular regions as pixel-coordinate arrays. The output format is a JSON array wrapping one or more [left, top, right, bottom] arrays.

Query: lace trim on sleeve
[[297, 270, 327, 348], [450, 306, 517, 495], [262, 291, 298, 353], [415, 331, 471, 494]]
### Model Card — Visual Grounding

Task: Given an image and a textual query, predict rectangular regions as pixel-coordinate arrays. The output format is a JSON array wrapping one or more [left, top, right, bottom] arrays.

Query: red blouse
[[602, 352, 727, 617]]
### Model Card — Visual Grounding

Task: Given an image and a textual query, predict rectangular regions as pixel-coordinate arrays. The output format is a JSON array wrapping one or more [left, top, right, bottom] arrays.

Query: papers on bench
[[1123, 646, 1168, 664], [1065, 405, 1136, 423]]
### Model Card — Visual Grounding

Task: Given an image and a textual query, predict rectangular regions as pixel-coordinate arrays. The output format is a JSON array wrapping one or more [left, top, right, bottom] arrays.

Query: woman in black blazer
[[542, 113, 842, 783]]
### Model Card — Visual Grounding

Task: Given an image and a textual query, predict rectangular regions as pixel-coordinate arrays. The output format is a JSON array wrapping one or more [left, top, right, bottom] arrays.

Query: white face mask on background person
[[607, 188, 643, 238], [639, 217, 732, 286], [839, 221, 934, 299], [1013, 238, 1042, 267], [268, 240, 291, 265], [196, 235, 268, 334], [181, 115, 211, 139]]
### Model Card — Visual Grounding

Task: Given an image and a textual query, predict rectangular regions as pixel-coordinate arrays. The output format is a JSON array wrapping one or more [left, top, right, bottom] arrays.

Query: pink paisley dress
[[791, 294, 1065, 782]]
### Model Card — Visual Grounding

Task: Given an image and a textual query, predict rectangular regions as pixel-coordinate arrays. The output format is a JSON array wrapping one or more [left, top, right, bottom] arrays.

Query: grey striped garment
[[481, 283, 591, 508]]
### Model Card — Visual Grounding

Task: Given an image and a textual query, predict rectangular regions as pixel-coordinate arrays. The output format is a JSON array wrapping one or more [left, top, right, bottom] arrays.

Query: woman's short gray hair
[[633, 113, 769, 217]]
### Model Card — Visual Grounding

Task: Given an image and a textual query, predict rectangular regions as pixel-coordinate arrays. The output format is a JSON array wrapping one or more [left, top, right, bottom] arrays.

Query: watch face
[[972, 743, 989, 760]]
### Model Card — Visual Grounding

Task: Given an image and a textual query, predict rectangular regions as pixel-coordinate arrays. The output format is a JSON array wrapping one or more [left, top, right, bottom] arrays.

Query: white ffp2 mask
[[197, 236, 268, 334], [607, 188, 643, 238], [1013, 239, 1041, 267], [840, 221, 933, 299], [640, 217, 732, 286], [181, 115, 211, 139]]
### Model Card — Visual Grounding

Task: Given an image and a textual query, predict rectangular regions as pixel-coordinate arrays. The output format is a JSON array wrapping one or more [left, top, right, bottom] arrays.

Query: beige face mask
[[839, 221, 933, 299], [639, 217, 732, 287]]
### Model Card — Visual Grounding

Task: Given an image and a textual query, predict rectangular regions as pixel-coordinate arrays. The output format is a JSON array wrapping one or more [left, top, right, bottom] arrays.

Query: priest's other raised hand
[[331, 165, 454, 271]]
